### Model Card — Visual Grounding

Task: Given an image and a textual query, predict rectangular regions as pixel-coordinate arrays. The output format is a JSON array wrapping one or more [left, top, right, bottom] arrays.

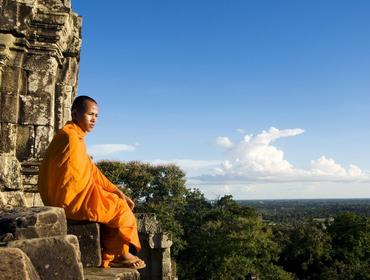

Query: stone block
[[19, 95, 54, 126], [16, 125, 35, 161], [0, 191, 28, 209], [58, 57, 79, 85], [84, 267, 140, 280], [21, 161, 40, 192], [0, 93, 19, 123], [8, 235, 84, 280], [0, 153, 22, 191], [0, 247, 40, 280], [34, 125, 54, 159], [67, 220, 102, 267], [148, 232, 173, 249], [27, 70, 57, 96], [24, 193, 44, 207], [37, 0, 71, 12], [0, 66, 26, 94], [24, 55, 58, 73], [0, 0, 34, 35], [0, 206, 67, 240], [137, 213, 162, 234], [0, 122, 17, 153]]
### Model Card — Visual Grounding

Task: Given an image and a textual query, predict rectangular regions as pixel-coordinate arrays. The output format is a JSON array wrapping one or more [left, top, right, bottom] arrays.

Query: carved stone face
[[73, 100, 99, 133]]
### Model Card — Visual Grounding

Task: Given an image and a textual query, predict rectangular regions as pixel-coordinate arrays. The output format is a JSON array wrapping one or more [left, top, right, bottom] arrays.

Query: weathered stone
[[55, 84, 73, 129], [23, 55, 59, 73], [0, 0, 81, 175], [0, 153, 22, 190], [0, 93, 19, 123], [0, 66, 26, 94], [0, 191, 28, 208], [148, 232, 173, 249], [137, 213, 162, 233], [58, 57, 79, 85], [0, 247, 41, 280], [0, 1, 35, 35], [67, 220, 102, 267], [84, 267, 140, 280], [24, 193, 44, 207], [19, 95, 54, 126], [8, 235, 84, 280], [136, 213, 175, 280], [36, 0, 71, 13], [0, 207, 67, 239], [27, 70, 57, 96], [21, 161, 40, 192], [34, 125, 54, 159], [16, 125, 35, 161], [0, 122, 17, 153]]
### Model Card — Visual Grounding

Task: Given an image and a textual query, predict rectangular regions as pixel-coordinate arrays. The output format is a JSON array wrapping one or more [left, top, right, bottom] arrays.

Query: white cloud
[[310, 156, 347, 176], [216, 136, 233, 148], [237, 128, 246, 134], [88, 144, 136, 157], [192, 127, 369, 185]]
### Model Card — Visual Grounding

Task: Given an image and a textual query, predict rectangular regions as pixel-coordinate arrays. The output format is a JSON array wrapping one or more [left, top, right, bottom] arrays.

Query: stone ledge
[[0, 206, 67, 241], [84, 267, 140, 280]]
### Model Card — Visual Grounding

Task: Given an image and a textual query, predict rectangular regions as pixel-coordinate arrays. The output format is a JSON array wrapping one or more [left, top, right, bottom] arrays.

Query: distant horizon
[[234, 197, 370, 201]]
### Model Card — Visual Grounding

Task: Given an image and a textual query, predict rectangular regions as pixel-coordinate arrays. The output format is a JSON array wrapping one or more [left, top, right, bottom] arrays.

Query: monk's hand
[[125, 196, 135, 210], [115, 190, 135, 210]]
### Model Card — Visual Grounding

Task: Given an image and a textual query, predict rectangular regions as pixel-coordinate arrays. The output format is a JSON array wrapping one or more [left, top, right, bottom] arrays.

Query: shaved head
[[72, 95, 97, 115]]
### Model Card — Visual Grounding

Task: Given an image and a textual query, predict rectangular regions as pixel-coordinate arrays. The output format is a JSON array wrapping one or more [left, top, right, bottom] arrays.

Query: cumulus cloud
[[193, 127, 369, 184], [88, 144, 136, 157]]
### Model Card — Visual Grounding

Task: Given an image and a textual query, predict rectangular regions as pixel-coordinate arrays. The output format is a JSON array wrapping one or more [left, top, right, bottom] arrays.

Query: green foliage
[[177, 195, 293, 280], [273, 221, 332, 279], [327, 212, 370, 264]]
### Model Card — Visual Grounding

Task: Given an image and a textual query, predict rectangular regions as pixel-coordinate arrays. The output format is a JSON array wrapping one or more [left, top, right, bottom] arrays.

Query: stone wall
[[0, 0, 81, 205]]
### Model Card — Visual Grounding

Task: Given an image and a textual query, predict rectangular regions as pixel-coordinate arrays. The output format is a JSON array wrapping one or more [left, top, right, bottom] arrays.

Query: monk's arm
[[91, 162, 135, 209]]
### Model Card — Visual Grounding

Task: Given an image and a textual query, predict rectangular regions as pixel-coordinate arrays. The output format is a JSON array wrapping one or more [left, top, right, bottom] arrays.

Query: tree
[[178, 195, 293, 280], [273, 220, 332, 280]]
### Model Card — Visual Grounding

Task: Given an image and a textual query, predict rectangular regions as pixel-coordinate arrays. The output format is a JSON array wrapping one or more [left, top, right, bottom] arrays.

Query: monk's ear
[[71, 109, 78, 120]]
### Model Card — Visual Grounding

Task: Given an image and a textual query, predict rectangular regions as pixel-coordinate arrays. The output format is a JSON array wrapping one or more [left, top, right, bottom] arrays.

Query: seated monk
[[38, 95, 145, 269]]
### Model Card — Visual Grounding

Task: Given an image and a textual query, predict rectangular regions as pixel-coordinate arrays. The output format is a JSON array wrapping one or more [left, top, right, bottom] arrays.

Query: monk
[[38, 95, 145, 269]]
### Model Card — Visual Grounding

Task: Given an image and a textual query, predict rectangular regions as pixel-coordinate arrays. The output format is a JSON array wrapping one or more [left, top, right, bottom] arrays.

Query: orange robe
[[38, 121, 141, 262]]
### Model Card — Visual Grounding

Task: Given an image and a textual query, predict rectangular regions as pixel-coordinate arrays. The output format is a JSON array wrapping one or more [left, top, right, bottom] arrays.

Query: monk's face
[[73, 100, 99, 133]]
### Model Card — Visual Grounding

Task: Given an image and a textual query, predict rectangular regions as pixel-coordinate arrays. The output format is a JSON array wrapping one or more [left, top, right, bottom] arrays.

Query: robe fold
[[38, 121, 141, 256]]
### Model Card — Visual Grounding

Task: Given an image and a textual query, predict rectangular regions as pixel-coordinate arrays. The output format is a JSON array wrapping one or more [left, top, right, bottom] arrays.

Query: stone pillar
[[0, 0, 81, 207], [137, 213, 177, 280]]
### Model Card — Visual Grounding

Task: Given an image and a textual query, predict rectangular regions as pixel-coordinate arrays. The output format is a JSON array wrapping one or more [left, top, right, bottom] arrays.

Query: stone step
[[8, 235, 84, 280], [67, 220, 102, 267], [0, 206, 67, 241], [0, 247, 41, 280], [84, 267, 140, 280]]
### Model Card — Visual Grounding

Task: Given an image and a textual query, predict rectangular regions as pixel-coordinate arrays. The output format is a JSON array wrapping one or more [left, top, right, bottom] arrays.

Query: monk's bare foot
[[112, 253, 146, 269]]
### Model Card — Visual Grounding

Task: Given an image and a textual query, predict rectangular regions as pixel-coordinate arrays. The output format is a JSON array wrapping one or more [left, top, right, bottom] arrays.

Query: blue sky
[[72, 1, 370, 199]]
